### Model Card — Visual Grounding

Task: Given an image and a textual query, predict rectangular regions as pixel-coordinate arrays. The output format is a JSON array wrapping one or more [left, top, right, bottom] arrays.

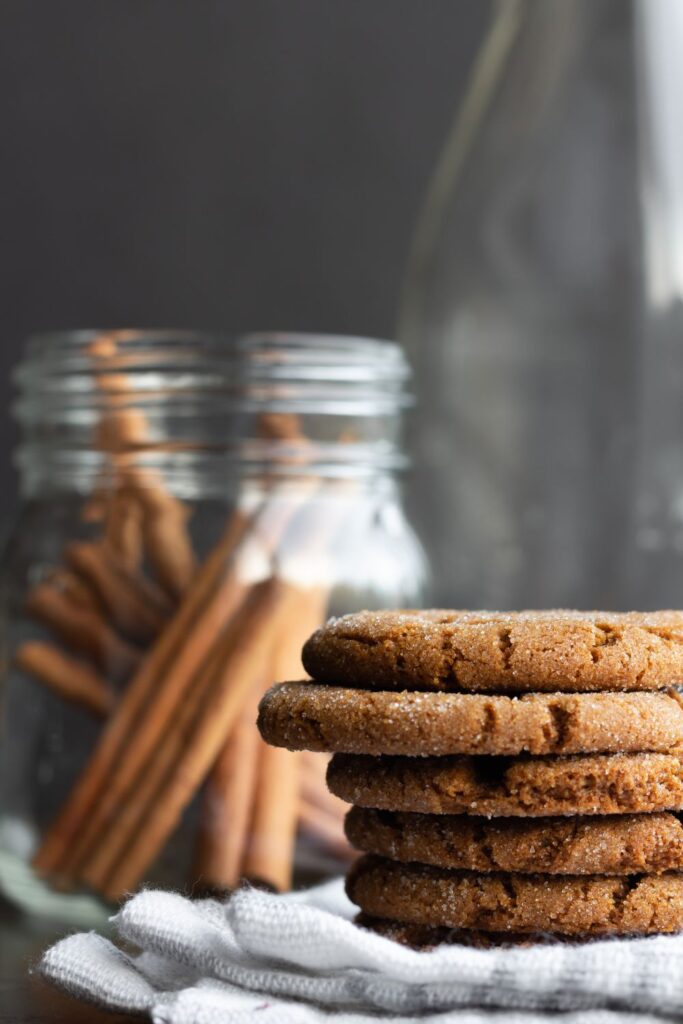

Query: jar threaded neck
[[14, 330, 412, 496]]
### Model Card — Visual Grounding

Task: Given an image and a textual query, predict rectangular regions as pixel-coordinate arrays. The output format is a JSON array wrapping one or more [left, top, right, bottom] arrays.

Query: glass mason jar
[[400, 0, 683, 611], [0, 330, 427, 923]]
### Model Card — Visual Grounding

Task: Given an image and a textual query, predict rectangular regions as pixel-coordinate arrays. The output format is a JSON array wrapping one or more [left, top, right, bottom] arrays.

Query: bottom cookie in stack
[[346, 849, 683, 938], [258, 609, 683, 943]]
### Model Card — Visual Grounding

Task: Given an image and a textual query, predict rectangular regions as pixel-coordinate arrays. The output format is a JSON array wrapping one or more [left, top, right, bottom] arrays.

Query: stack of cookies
[[258, 610, 683, 941]]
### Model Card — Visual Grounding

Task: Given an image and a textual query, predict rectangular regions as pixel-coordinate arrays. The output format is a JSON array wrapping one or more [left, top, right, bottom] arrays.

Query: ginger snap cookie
[[347, 854, 683, 935], [345, 807, 683, 874], [258, 682, 683, 757], [328, 751, 683, 817], [303, 610, 683, 693]]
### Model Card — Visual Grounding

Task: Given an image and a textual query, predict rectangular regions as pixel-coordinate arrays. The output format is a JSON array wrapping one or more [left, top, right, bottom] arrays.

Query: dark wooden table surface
[[0, 902, 129, 1023]]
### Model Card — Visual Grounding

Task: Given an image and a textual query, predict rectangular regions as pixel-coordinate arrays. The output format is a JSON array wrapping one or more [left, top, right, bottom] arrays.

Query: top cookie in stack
[[301, 609, 683, 693], [258, 610, 683, 939]]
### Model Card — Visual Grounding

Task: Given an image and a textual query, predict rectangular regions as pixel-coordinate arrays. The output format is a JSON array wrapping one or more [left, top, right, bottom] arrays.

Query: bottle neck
[[14, 330, 411, 499]]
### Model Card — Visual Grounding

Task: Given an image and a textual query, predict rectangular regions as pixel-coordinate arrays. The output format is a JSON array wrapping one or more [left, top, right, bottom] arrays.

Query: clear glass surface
[[400, 0, 683, 610], [0, 331, 427, 922]]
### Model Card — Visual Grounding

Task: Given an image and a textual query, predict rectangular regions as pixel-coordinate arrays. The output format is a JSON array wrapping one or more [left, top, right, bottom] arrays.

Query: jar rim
[[15, 330, 411, 412], [14, 330, 412, 495], [23, 328, 403, 356], [17, 329, 410, 384]]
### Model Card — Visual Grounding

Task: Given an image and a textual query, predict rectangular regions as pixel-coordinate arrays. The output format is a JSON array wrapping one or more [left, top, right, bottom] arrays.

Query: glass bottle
[[400, 0, 682, 610], [0, 329, 427, 922]]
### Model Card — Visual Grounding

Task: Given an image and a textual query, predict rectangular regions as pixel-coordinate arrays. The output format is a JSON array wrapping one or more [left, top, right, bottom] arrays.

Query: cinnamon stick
[[242, 741, 300, 892], [89, 349, 149, 454], [15, 642, 113, 718], [100, 577, 299, 900], [112, 551, 174, 616], [102, 490, 144, 571], [241, 586, 328, 891], [34, 477, 308, 885], [88, 334, 197, 597], [87, 332, 135, 362], [79, 637, 226, 891], [32, 508, 250, 879], [55, 516, 256, 883], [65, 542, 170, 643], [33, 403, 330, 892], [191, 680, 263, 892], [109, 460, 196, 600], [137, 490, 197, 599], [25, 583, 140, 683], [47, 568, 105, 615], [96, 408, 150, 451], [187, 424, 321, 889]]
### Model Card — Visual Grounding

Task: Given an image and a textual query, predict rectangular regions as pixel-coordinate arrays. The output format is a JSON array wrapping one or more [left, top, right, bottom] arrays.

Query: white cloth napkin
[[38, 877, 683, 1023]]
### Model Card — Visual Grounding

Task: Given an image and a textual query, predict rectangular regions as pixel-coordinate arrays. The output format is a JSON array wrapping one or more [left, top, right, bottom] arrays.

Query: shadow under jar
[[0, 330, 427, 923]]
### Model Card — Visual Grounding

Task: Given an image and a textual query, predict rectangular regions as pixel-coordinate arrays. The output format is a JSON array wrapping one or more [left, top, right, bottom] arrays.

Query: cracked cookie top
[[302, 610, 683, 693], [258, 683, 683, 757]]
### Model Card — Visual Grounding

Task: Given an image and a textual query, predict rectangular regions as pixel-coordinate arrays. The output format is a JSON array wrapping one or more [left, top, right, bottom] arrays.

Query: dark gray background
[[0, 0, 489, 513]]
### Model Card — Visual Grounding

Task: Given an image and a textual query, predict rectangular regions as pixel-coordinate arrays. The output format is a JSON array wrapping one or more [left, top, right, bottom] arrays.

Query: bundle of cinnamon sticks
[[16, 333, 351, 900]]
